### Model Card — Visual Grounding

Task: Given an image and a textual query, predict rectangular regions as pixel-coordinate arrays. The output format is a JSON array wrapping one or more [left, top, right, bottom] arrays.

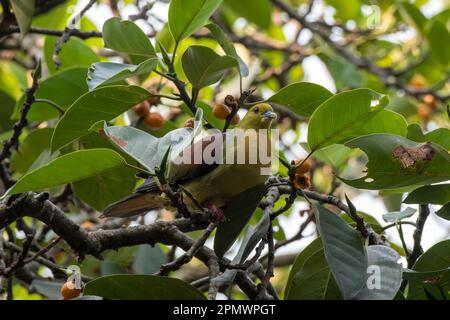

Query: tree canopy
[[0, 0, 449, 301]]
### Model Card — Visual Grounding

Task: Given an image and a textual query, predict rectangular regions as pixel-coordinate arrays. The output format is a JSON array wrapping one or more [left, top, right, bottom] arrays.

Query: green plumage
[[102, 103, 277, 217]]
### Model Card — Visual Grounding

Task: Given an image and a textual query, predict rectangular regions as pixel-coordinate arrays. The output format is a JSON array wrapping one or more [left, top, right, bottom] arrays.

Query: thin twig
[[0, 64, 40, 163], [53, 0, 97, 69], [157, 221, 219, 276]]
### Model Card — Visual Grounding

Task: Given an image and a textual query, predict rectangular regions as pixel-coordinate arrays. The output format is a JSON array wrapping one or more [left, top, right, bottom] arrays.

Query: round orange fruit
[[144, 112, 164, 130]]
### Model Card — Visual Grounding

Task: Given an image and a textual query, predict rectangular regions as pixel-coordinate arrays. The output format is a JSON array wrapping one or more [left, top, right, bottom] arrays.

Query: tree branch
[[407, 204, 430, 268]]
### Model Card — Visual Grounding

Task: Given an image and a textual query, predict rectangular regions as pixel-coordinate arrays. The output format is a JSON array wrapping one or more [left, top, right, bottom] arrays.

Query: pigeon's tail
[[101, 191, 168, 218]]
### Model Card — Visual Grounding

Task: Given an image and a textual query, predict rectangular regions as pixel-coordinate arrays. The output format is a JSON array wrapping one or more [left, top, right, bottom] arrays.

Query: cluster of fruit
[[132, 98, 242, 130], [132, 96, 164, 130]]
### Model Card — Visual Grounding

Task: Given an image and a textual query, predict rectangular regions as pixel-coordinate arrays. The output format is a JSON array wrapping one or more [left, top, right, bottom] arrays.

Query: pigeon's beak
[[262, 110, 277, 120]]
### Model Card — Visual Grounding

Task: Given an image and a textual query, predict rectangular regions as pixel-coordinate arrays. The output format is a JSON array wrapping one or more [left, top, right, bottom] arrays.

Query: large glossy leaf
[[285, 238, 342, 300], [407, 123, 450, 150], [10, 0, 35, 35], [13, 67, 89, 122], [83, 275, 205, 300], [340, 134, 450, 190], [10, 128, 53, 174], [98, 108, 202, 177], [267, 82, 333, 117], [315, 205, 367, 300], [214, 186, 267, 258], [5, 149, 133, 196], [353, 245, 402, 300], [102, 17, 156, 56], [224, 0, 271, 29], [404, 184, 450, 205], [428, 20, 450, 65], [87, 58, 158, 90], [72, 164, 136, 211], [308, 88, 406, 151], [182, 45, 237, 89], [44, 37, 99, 74], [407, 240, 450, 300], [98, 124, 160, 171], [168, 0, 222, 42], [205, 23, 248, 76], [51, 85, 149, 152]]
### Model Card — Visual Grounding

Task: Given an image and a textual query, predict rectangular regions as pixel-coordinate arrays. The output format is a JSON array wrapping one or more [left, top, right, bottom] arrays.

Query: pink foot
[[207, 204, 226, 223]]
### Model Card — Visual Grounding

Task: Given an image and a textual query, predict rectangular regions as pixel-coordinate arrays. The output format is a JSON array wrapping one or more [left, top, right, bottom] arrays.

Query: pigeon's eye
[[253, 107, 259, 113]]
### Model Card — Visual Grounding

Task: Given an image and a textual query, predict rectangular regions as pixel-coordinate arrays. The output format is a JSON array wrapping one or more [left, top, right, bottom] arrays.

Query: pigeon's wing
[[167, 131, 226, 183], [102, 132, 226, 218]]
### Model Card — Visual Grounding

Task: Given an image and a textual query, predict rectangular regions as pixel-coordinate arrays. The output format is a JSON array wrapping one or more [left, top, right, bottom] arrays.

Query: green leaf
[[13, 67, 89, 122], [404, 184, 450, 205], [436, 203, 450, 220], [325, 0, 360, 20], [102, 17, 156, 56], [0, 90, 16, 132], [407, 123, 450, 150], [382, 207, 417, 223], [407, 240, 450, 300], [5, 149, 133, 196], [87, 58, 158, 90], [10, 0, 35, 35], [32, 0, 76, 29], [181, 45, 237, 89], [72, 165, 136, 211], [398, 1, 427, 34], [99, 108, 203, 177], [10, 128, 53, 174], [83, 275, 206, 300], [428, 20, 450, 65], [224, 0, 271, 29], [205, 23, 248, 76], [30, 279, 63, 300], [307, 88, 405, 151], [44, 37, 99, 74], [285, 238, 342, 300], [71, 132, 138, 211], [353, 245, 402, 300], [132, 244, 166, 274], [340, 134, 450, 190], [51, 85, 149, 152], [302, 143, 354, 169], [403, 267, 450, 283], [214, 186, 267, 258], [98, 124, 160, 172], [168, 0, 222, 42], [267, 82, 333, 117], [314, 205, 368, 299]]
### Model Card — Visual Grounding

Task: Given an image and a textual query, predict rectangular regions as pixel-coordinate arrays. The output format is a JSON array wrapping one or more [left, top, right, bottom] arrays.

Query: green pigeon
[[102, 103, 277, 218]]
